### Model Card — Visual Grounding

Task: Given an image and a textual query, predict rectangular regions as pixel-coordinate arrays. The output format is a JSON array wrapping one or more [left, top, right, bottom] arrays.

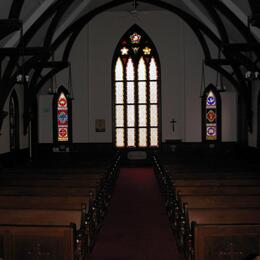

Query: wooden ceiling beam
[[0, 47, 51, 57], [38, 61, 69, 68], [205, 59, 234, 66], [0, 19, 22, 40], [223, 43, 260, 52]]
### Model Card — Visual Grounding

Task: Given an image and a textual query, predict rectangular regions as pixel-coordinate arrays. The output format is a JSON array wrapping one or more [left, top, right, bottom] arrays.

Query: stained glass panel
[[138, 82, 147, 103], [138, 105, 147, 127], [150, 128, 158, 146], [138, 57, 146, 80], [150, 105, 158, 127], [115, 82, 124, 104], [115, 58, 123, 81], [149, 82, 158, 104], [127, 105, 135, 127], [57, 92, 68, 142], [130, 33, 141, 44], [139, 128, 147, 147], [115, 105, 124, 127], [116, 128, 124, 147], [206, 124, 217, 140], [127, 82, 135, 104], [126, 58, 134, 81], [206, 109, 216, 123], [114, 28, 160, 148], [58, 127, 68, 141], [206, 91, 216, 108], [149, 57, 158, 80], [127, 128, 135, 147]]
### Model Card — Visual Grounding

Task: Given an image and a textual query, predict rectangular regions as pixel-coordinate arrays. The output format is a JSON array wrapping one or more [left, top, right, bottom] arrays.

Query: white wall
[[36, 10, 237, 144]]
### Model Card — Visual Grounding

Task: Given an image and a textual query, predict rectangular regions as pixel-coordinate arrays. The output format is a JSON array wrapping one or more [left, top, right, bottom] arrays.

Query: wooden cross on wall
[[218, 242, 244, 260], [27, 243, 51, 260]]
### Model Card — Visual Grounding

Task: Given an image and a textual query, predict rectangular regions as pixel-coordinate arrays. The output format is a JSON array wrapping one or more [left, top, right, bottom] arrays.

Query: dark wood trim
[[8, 0, 25, 19], [0, 19, 22, 40]]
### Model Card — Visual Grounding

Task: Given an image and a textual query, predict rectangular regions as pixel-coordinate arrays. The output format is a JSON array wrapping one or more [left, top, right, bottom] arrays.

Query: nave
[[0, 150, 260, 259], [90, 167, 182, 260]]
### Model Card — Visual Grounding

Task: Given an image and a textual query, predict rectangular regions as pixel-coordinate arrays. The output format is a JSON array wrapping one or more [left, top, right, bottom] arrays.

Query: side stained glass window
[[53, 86, 72, 147], [57, 92, 69, 142], [113, 25, 161, 148], [202, 85, 221, 142]]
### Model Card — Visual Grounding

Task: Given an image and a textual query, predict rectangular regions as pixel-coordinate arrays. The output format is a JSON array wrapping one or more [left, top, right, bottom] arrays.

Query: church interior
[[0, 0, 260, 259]]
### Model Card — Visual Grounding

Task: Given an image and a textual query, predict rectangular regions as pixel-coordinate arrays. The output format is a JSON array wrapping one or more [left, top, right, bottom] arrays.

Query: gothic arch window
[[53, 86, 72, 149], [9, 90, 20, 151], [202, 84, 222, 142], [112, 25, 161, 149]]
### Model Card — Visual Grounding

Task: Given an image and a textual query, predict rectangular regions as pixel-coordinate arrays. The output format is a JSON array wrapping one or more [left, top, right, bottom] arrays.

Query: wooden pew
[[0, 154, 121, 259], [175, 185, 260, 195], [0, 225, 76, 260], [178, 195, 260, 208], [0, 186, 98, 196], [0, 207, 87, 259], [192, 223, 260, 260], [0, 195, 92, 210], [172, 179, 260, 186], [180, 208, 260, 259]]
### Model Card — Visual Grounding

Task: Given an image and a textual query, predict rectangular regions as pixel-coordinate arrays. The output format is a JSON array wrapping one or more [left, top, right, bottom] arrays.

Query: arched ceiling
[[0, 0, 259, 132]]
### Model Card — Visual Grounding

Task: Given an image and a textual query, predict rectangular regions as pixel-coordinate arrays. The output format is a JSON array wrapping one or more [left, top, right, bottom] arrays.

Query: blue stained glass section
[[207, 96, 216, 106]]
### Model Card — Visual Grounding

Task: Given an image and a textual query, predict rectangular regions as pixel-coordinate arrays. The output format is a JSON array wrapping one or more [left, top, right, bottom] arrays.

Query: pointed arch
[[201, 84, 222, 142], [53, 85, 72, 150], [9, 90, 20, 152], [112, 24, 161, 149]]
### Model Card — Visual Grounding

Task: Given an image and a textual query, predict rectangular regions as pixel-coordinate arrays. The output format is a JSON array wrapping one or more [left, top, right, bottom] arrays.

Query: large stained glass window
[[202, 84, 221, 142], [113, 25, 160, 148], [9, 90, 19, 151], [53, 86, 72, 147]]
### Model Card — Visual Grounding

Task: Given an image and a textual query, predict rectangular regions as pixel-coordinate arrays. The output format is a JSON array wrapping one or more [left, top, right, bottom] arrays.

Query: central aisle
[[90, 167, 183, 260]]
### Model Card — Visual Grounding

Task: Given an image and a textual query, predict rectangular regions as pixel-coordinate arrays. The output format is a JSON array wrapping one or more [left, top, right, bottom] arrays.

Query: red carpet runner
[[90, 167, 183, 260]]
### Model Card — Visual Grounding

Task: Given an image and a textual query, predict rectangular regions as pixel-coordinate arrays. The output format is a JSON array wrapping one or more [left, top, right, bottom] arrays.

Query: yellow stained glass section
[[127, 105, 135, 127], [149, 82, 158, 104], [139, 128, 147, 147], [127, 82, 135, 104], [150, 128, 158, 146], [127, 128, 135, 147], [115, 105, 124, 127], [138, 57, 146, 80], [115, 82, 124, 104], [116, 128, 124, 147], [126, 58, 134, 81], [115, 58, 123, 81], [149, 57, 158, 80], [150, 105, 158, 127], [138, 105, 147, 127], [138, 82, 147, 103]]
